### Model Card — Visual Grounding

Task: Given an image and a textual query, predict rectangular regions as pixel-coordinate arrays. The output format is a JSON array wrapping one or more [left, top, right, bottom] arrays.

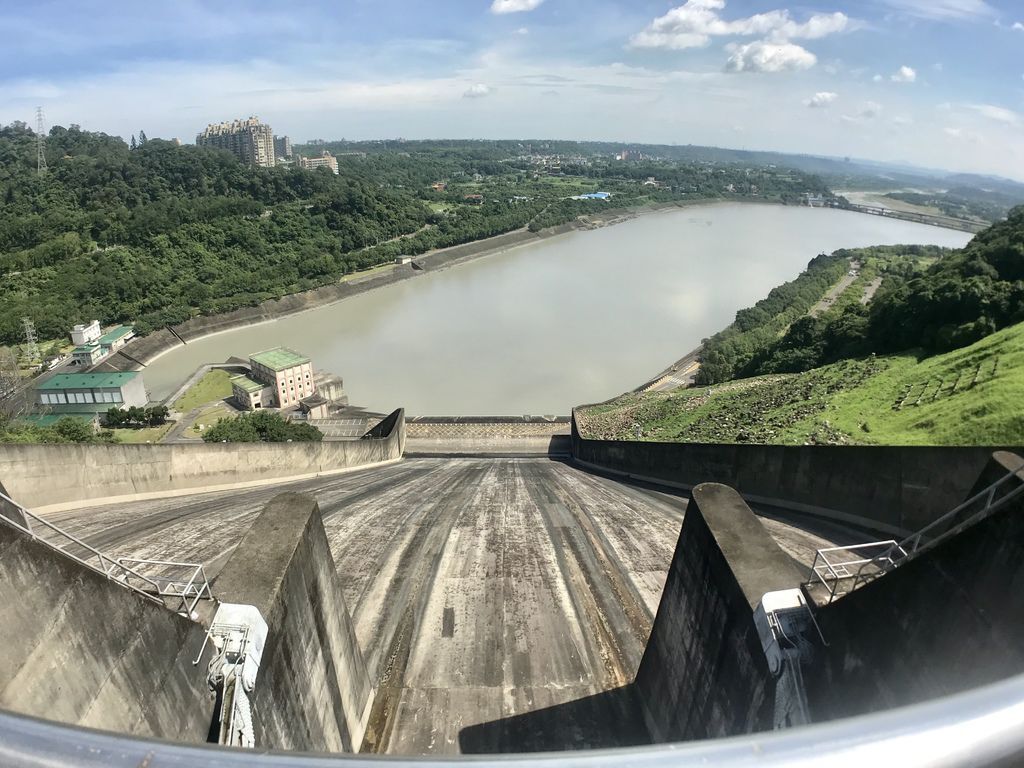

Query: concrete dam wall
[[572, 414, 1019, 536], [805, 451, 1024, 720], [0, 409, 405, 512], [0, 522, 213, 740], [635, 483, 804, 741], [214, 493, 374, 753]]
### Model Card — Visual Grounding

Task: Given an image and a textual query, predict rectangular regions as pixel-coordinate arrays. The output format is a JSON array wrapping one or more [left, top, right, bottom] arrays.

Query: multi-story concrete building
[[297, 151, 339, 174], [196, 117, 276, 168], [70, 325, 135, 368], [231, 347, 315, 410], [70, 320, 101, 347], [273, 135, 292, 159]]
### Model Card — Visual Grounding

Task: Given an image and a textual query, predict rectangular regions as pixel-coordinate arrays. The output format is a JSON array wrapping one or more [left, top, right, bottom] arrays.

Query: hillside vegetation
[[582, 207, 1024, 446], [0, 124, 830, 346], [578, 319, 1023, 446]]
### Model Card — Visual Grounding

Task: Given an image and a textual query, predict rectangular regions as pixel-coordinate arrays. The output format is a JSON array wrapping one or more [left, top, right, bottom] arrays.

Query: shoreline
[[100, 200, 703, 375], [101, 198, 972, 384]]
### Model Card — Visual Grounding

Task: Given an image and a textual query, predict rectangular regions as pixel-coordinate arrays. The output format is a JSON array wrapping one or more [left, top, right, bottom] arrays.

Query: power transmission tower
[[0, 346, 26, 420], [21, 317, 40, 365], [36, 106, 47, 177]]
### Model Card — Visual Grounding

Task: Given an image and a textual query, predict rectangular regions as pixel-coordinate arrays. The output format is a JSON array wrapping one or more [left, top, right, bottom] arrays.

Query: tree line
[[696, 208, 1024, 382]]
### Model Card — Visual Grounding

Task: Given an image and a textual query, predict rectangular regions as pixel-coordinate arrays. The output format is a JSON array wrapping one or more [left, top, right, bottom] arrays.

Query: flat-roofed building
[[72, 344, 104, 367], [196, 117, 276, 168], [70, 320, 101, 346], [297, 151, 339, 174], [35, 372, 147, 415], [229, 375, 274, 410], [234, 347, 316, 410], [97, 325, 135, 356], [274, 135, 292, 159]]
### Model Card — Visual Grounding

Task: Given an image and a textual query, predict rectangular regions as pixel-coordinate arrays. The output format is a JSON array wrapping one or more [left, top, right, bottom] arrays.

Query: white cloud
[[891, 65, 917, 83], [805, 91, 838, 108], [878, 0, 995, 20], [1013, 22, 1024, 30], [490, 0, 543, 14], [725, 41, 816, 73], [463, 83, 492, 98], [515, 27, 530, 35], [873, 74, 883, 82], [630, 0, 849, 50], [968, 104, 1020, 124]]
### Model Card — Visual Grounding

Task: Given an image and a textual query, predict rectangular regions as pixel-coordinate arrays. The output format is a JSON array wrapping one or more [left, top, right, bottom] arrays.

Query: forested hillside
[[1, 124, 832, 346], [0, 123, 432, 342], [697, 207, 1024, 384]]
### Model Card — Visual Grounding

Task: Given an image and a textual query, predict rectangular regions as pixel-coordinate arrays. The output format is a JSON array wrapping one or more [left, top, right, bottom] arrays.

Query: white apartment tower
[[196, 117, 276, 168]]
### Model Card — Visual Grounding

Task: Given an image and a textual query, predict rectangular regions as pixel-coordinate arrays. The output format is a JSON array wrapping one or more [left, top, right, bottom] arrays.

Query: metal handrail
[[0, 490, 165, 605], [851, 467, 1024, 591], [115, 557, 213, 616], [899, 467, 1024, 555], [0, 490, 211, 615], [807, 541, 905, 602]]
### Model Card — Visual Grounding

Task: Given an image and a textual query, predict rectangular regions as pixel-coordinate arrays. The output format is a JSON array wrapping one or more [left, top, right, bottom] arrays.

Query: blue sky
[[1, 0, 1023, 179]]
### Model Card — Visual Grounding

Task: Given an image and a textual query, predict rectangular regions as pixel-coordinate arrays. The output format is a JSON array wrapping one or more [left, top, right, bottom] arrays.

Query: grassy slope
[[577, 321, 1024, 446], [173, 369, 233, 411]]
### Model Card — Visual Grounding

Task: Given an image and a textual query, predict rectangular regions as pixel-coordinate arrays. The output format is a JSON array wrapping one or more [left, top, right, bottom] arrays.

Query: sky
[[1, 0, 1023, 180]]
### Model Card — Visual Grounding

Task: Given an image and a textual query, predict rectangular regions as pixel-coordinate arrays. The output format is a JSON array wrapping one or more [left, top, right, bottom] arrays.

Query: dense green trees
[[1, 124, 832, 346], [0, 415, 115, 444], [104, 405, 169, 428], [698, 209, 1024, 382], [694, 253, 851, 384], [202, 411, 323, 443]]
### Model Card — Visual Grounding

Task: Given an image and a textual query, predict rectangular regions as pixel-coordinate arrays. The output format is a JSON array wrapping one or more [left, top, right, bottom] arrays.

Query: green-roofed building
[[35, 371, 147, 414], [237, 347, 316, 411], [96, 325, 135, 355]]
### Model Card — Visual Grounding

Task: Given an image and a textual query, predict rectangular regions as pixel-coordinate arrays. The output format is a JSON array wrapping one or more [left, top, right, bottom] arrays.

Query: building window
[[113, 392, 122, 403]]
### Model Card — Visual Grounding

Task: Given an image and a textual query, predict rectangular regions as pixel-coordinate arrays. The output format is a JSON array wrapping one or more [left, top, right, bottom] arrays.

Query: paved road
[[42, 458, 839, 755]]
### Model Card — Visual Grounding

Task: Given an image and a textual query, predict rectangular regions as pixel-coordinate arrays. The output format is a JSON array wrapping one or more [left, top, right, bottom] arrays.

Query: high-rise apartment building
[[273, 135, 292, 159], [297, 150, 339, 175], [196, 117, 275, 168]]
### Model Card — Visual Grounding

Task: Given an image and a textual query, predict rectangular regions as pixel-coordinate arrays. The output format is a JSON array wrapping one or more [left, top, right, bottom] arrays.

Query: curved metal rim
[[2, 672, 1024, 767]]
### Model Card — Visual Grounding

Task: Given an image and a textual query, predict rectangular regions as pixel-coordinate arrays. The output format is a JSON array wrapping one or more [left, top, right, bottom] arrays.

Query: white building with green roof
[[232, 347, 316, 410], [35, 372, 147, 414]]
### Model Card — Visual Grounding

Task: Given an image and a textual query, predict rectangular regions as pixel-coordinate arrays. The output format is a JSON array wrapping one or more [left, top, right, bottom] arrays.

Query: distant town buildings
[[297, 151, 339, 174], [35, 372, 147, 418], [196, 117, 276, 168], [273, 135, 292, 159], [231, 347, 315, 411], [70, 323, 135, 368], [571, 192, 612, 201]]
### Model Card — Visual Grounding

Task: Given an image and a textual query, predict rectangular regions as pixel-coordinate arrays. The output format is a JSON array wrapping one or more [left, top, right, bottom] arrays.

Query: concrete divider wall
[[0, 408, 405, 512], [635, 483, 804, 741], [804, 451, 1024, 722], [212, 492, 373, 753], [0, 524, 213, 740], [572, 415, 1020, 535]]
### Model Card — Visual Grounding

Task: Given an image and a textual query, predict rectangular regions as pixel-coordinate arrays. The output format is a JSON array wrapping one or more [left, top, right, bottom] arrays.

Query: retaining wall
[[572, 415, 1020, 536], [0, 408, 405, 512], [635, 483, 803, 741], [805, 451, 1024, 721], [212, 492, 373, 752], [0, 524, 213, 739]]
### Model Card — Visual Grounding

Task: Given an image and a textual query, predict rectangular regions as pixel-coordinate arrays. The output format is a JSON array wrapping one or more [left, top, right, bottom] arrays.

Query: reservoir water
[[142, 204, 972, 415]]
